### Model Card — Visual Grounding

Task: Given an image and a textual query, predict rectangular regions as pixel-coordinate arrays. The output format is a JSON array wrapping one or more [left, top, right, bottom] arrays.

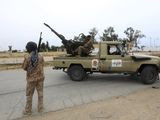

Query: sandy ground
[[0, 56, 54, 71], [21, 87, 160, 120], [0, 52, 65, 58], [0, 52, 65, 70]]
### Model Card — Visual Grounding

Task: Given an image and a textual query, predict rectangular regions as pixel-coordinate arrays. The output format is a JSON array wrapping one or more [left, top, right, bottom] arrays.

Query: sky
[[0, 0, 160, 51]]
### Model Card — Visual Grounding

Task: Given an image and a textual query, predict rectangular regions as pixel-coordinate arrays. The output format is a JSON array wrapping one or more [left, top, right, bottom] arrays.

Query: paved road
[[0, 67, 158, 120]]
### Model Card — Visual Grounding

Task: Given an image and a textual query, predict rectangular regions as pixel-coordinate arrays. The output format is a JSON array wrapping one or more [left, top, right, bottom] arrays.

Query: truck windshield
[[117, 44, 128, 55]]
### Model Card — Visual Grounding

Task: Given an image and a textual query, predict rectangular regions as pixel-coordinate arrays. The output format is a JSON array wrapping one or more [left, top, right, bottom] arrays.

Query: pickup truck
[[52, 41, 160, 84]]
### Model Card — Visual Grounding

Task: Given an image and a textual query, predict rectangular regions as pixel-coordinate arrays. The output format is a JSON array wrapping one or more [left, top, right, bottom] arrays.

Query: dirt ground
[[21, 87, 160, 120], [0, 62, 53, 71], [0, 52, 65, 58], [0, 52, 65, 71]]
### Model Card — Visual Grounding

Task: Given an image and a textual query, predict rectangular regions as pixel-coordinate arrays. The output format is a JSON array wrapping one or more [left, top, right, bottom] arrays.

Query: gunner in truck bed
[[75, 35, 94, 56]]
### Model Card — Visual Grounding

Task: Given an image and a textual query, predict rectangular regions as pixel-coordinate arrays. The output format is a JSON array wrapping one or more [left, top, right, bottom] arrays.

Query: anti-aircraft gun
[[44, 23, 85, 56]]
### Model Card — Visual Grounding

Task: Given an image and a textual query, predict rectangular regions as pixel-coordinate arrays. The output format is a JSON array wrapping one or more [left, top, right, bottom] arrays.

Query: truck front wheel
[[141, 66, 158, 84], [68, 65, 86, 81]]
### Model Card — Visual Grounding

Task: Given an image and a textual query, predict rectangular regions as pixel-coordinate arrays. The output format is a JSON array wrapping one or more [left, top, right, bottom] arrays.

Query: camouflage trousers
[[25, 80, 44, 112], [77, 46, 89, 56]]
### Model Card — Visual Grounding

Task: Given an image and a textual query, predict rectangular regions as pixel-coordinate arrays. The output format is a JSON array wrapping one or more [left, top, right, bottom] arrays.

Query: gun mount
[[44, 23, 84, 56]]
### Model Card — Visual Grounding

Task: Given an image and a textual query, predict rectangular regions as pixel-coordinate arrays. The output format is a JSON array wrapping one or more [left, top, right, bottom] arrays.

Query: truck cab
[[97, 41, 138, 73]]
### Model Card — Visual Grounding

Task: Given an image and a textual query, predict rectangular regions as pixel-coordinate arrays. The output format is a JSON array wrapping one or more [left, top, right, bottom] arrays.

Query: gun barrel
[[44, 23, 66, 41]]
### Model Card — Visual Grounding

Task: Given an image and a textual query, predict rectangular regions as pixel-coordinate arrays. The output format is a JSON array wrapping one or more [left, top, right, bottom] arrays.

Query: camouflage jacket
[[22, 53, 44, 82], [84, 39, 94, 50]]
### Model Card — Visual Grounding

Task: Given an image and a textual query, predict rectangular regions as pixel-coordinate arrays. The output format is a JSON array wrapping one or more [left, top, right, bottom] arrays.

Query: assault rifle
[[37, 32, 42, 52]]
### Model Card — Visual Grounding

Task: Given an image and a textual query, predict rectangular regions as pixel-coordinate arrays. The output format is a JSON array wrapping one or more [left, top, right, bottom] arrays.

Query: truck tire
[[141, 66, 158, 84], [68, 65, 86, 81]]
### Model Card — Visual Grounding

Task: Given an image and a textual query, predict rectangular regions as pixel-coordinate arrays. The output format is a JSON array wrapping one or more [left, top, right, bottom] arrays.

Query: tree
[[50, 45, 58, 51], [89, 27, 98, 43], [124, 27, 145, 47], [73, 33, 88, 42], [8, 46, 12, 52], [46, 41, 50, 51], [141, 45, 146, 51], [40, 42, 46, 52], [101, 27, 118, 41]]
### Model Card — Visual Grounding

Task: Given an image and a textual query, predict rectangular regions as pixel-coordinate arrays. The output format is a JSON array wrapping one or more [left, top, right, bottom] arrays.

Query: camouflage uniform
[[77, 38, 94, 56], [22, 53, 44, 113]]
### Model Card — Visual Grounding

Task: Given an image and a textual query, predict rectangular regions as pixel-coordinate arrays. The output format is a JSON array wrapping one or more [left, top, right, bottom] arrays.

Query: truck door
[[101, 44, 133, 72]]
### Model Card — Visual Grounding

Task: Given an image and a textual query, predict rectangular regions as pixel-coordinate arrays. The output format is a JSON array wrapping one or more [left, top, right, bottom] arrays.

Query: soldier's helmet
[[26, 41, 37, 53]]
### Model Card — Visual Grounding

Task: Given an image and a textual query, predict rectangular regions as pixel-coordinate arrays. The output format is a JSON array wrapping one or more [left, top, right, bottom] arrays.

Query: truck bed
[[53, 54, 99, 69]]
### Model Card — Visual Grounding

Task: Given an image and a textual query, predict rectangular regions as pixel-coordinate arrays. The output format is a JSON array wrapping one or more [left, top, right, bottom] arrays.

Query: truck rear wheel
[[141, 66, 158, 84], [68, 65, 86, 81]]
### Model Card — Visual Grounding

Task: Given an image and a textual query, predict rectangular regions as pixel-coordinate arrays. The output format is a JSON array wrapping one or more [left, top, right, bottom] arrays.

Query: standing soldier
[[76, 35, 94, 56], [22, 41, 44, 115]]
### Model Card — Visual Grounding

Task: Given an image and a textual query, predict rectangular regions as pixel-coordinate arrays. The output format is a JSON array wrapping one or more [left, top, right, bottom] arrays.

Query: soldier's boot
[[38, 96, 44, 113], [23, 110, 32, 116], [23, 96, 32, 115]]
